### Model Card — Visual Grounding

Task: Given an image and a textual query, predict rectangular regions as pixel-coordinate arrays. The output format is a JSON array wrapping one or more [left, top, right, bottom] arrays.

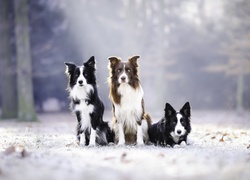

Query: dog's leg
[[84, 131, 90, 146], [89, 127, 96, 146], [76, 124, 81, 144], [118, 123, 125, 145], [141, 120, 149, 143], [76, 111, 85, 145], [137, 124, 144, 145], [79, 133, 86, 146], [180, 141, 187, 147], [185, 136, 193, 145]]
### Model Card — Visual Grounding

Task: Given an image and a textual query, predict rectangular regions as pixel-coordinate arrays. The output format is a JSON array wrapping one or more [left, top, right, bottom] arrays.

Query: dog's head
[[108, 55, 140, 88], [65, 56, 96, 89], [164, 102, 191, 137]]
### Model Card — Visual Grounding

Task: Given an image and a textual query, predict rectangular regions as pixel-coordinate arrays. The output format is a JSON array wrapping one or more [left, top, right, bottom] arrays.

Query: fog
[[1, 2, 250, 179], [1, 0, 250, 113]]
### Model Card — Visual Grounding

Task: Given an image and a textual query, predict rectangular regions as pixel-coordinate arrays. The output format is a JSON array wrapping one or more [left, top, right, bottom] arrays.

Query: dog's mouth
[[174, 133, 182, 137], [78, 84, 85, 88], [120, 80, 128, 84], [171, 131, 184, 138]]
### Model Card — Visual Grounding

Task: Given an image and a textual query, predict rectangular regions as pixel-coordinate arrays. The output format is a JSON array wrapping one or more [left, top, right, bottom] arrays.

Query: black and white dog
[[148, 102, 191, 147], [65, 56, 113, 146]]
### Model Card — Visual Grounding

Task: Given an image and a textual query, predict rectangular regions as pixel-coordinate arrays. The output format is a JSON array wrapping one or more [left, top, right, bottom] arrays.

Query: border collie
[[148, 102, 191, 147], [65, 56, 113, 146], [108, 55, 151, 145]]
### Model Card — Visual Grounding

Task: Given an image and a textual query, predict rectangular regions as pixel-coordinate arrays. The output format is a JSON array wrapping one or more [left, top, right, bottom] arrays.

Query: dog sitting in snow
[[107, 55, 151, 145], [148, 102, 191, 147], [65, 56, 113, 146]]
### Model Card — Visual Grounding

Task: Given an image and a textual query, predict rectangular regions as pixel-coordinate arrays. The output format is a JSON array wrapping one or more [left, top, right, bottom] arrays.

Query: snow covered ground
[[0, 111, 249, 180]]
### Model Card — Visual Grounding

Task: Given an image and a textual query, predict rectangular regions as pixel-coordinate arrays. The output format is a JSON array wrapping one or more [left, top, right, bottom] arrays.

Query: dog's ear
[[84, 56, 96, 69], [180, 102, 191, 117], [161, 118, 166, 125], [128, 55, 140, 67], [164, 103, 176, 117], [64, 62, 76, 75], [108, 56, 120, 68]]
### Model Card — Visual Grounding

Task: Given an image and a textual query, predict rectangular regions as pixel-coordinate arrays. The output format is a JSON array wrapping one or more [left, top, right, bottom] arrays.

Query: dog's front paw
[[136, 141, 144, 146], [79, 134, 86, 146], [88, 142, 96, 147], [118, 142, 125, 146], [173, 144, 181, 148], [180, 141, 187, 147], [186, 137, 194, 145], [117, 140, 125, 146], [79, 140, 86, 147]]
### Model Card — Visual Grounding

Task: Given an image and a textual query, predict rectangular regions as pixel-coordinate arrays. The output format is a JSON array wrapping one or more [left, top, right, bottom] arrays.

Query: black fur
[[148, 102, 191, 147], [65, 56, 114, 146]]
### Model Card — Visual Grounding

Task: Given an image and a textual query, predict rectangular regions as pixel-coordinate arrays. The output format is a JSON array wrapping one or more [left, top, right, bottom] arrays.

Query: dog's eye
[[84, 73, 88, 77], [126, 69, 131, 73], [117, 69, 121, 73]]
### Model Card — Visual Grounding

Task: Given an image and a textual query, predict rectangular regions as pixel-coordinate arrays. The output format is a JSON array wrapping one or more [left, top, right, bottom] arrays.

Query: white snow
[[0, 111, 249, 180]]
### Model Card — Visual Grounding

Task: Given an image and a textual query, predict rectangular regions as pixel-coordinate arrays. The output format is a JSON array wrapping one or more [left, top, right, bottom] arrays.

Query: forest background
[[0, 0, 249, 121]]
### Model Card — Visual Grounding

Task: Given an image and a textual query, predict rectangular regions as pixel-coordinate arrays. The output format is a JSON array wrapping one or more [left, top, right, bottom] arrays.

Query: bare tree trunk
[[0, 0, 17, 119], [14, 0, 37, 121]]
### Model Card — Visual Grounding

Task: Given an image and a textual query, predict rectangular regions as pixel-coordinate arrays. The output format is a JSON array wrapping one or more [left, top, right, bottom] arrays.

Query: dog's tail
[[143, 113, 152, 127], [96, 121, 114, 145], [142, 113, 152, 143]]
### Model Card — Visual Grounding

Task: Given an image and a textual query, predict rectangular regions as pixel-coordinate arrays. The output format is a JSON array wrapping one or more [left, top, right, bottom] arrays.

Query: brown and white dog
[[107, 55, 151, 145]]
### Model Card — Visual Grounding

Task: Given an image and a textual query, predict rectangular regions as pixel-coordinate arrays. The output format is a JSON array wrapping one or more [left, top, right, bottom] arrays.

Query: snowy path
[[0, 112, 249, 180]]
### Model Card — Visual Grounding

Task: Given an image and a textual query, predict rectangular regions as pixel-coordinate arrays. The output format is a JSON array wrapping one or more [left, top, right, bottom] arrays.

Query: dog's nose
[[78, 80, 83, 85], [177, 130, 182, 135], [121, 77, 126, 82]]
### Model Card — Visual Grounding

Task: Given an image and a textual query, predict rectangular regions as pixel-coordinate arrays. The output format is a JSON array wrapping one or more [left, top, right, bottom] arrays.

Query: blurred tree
[[203, 0, 250, 111], [29, 0, 70, 112], [14, 0, 37, 121], [223, 0, 250, 112], [122, 0, 137, 56], [0, 0, 17, 119], [0, 0, 247, 113]]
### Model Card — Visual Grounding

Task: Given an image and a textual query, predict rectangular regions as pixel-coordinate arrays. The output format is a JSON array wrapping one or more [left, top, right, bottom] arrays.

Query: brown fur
[[108, 55, 152, 144], [108, 56, 141, 104]]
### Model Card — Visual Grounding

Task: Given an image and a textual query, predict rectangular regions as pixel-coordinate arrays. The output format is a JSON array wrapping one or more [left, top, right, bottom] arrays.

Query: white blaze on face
[[175, 113, 186, 136], [118, 64, 128, 84], [70, 66, 93, 101], [77, 66, 87, 86]]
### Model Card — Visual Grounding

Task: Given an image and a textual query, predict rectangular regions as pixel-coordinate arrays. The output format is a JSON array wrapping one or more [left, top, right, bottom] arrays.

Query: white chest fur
[[70, 85, 94, 131], [70, 84, 93, 100], [114, 84, 144, 133], [170, 132, 180, 143], [75, 100, 94, 131]]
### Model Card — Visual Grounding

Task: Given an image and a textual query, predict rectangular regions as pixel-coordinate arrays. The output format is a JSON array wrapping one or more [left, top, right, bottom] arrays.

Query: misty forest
[[0, 0, 249, 121], [0, 1, 249, 179]]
